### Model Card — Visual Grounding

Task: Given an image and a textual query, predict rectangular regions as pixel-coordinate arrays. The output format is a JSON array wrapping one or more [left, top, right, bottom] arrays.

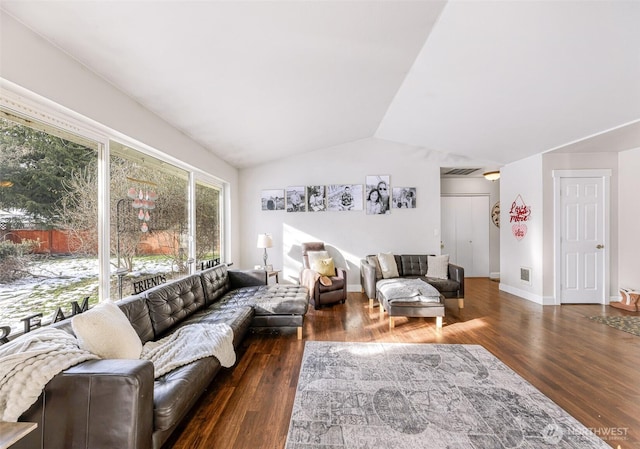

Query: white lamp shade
[[257, 233, 273, 249]]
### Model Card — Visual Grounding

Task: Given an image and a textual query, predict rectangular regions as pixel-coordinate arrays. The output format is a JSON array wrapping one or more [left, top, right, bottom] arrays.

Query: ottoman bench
[[209, 284, 310, 339], [376, 278, 445, 330]]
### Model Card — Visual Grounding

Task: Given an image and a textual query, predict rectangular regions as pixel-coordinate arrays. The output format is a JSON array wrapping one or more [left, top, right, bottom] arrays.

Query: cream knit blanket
[[141, 322, 235, 378], [301, 268, 321, 294], [0, 327, 99, 422], [0, 322, 236, 421], [377, 278, 441, 303]]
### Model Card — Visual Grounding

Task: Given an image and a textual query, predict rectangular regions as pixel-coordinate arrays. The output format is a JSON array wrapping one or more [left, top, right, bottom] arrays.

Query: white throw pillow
[[307, 250, 330, 269], [377, 252, 399, 279], [72, 300, 142, 359], [427, 255, 449, 280]]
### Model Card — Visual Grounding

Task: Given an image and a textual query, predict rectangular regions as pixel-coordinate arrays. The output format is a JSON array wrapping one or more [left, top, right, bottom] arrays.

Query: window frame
[[0, 83, 226, 313], [193, 176, 224, 273]]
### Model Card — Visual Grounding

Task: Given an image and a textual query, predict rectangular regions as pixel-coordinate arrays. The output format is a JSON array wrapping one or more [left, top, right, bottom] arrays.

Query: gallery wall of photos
[[261, 175, 417, 215]]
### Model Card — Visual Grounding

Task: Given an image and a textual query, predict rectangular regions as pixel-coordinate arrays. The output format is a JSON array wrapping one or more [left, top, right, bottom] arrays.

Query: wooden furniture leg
[[458, 298, 464, 309], [436, 316, 443, 329], [297, 326, 302, 340]]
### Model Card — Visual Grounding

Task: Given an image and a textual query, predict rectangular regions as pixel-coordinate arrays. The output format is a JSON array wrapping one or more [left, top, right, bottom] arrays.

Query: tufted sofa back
[[118, 294, 155, 343], [145, 274, 206, 337], [399, 255, 429, 277], [200, 264, 231, 305], [40, 266, 233, 345]]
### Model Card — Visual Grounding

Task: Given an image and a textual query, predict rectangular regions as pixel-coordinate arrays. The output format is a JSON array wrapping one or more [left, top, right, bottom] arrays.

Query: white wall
[[542, 152, 619, 299], [0, 13, 241, 262], [499, 154, 545, 303], [500, 151, 623, 305], [618, 147, 640, 290], [440, 177, 500, 278], [239, 137, 469, 289]]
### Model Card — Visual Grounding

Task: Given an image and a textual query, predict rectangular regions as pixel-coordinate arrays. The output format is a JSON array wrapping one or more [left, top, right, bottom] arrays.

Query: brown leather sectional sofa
[[15, 264, 309, 449]]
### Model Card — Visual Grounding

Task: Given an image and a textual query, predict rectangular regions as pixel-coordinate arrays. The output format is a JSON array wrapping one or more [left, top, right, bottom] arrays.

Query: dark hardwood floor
[[168, 278, 640, 449]]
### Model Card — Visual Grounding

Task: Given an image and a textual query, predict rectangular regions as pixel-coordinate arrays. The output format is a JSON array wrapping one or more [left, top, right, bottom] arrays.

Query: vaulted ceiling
[[2, 1, 639, 169]]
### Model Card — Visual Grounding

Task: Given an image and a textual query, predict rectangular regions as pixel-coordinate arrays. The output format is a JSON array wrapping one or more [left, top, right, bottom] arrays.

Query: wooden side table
[[0, 422, 37, 449], [266, 270, 280, 283]]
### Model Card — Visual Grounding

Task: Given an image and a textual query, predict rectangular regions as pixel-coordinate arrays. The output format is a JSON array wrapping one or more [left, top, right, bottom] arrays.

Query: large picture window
[[0, 113, 100, 333], [109, 142, 189, 299], [195, 180, 221, 268], [0, 99, 226, 337]]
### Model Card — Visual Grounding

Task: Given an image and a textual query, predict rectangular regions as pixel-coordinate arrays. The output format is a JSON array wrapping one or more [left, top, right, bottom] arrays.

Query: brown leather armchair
[[300, 242, 347, 309]]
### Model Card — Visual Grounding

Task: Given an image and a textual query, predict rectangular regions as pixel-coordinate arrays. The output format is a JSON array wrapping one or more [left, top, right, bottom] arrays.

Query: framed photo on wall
[[365, 175, 390, 215], [306, 185, 326, 212], [286, 186, 306, 212], [392, 187, 416, 209], [327, 184, 363, 211], [261, 189, 285, 211]]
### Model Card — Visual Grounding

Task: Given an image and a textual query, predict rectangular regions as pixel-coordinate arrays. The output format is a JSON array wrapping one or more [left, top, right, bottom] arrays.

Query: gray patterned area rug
[[285, 342, 609, 449]]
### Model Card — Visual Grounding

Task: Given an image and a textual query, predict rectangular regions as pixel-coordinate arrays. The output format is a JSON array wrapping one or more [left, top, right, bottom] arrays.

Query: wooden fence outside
[[1, 229, 174, 255]]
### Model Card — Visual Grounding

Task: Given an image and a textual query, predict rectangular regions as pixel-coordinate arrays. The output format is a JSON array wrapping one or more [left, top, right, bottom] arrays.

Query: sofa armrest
[[448, 263, 465, 298], [17, 359, 154, 449], [360, 259, 377, 299], [229, 269, 267, 289]]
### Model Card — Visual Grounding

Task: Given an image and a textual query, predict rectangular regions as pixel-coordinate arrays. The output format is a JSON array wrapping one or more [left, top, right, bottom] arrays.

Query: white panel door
[[441, 196, 458, 265], [441, 195, 489, 277], [470, 196, 490, 277], [560, 177, 605, 303]]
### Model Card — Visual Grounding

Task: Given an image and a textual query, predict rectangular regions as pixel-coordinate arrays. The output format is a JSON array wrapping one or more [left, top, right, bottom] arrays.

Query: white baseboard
[[499, 283, 555, 305], [348, 284, 363, 293], [489, 272, 500, 280]]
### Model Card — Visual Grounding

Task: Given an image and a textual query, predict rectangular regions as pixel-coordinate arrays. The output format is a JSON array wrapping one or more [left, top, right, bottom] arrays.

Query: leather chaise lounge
[[13, 264, 309, 449]]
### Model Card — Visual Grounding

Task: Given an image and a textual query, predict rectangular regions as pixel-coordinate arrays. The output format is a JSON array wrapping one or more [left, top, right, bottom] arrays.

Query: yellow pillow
[[312, 257, 335, 276]]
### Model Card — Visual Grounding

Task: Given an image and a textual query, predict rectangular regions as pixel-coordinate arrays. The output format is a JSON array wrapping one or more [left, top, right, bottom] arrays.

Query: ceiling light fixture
[[483, 171, 500, 181]]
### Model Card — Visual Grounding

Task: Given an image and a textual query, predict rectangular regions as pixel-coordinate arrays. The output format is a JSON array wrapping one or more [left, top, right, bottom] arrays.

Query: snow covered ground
[[0, 256, 175, 334]]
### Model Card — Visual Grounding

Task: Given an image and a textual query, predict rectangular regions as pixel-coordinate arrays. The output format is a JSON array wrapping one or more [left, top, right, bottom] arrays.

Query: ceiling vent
[[442, 168, 482, 176]]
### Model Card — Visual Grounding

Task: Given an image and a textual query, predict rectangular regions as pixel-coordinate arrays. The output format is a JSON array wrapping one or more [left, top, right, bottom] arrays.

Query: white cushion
[[427, 255, 449, 280], [307, 250, 330, 269], [72, 300, 142, 359], [377, 252, 399, 279]]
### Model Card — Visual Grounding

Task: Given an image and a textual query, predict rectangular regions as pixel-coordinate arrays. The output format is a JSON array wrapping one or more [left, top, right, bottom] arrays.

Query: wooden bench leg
[[379, 304, 385, 320], [369, 298, 374, 310], [389, 316, 395, 329], [458, 298, 464, 309], [436, 316, 443, 329], [297, 326, 302, 340]]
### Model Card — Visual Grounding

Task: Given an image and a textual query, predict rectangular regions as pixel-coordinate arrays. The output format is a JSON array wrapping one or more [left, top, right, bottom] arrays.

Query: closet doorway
[[441, 195, 490, 277]]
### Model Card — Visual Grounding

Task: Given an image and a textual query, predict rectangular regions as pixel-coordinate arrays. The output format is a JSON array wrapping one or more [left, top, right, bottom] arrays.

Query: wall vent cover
[[520, 267, 532, 285]]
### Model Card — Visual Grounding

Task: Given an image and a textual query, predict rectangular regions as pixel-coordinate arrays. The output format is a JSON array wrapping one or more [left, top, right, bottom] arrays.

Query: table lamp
[[256, 233, 273, 269]]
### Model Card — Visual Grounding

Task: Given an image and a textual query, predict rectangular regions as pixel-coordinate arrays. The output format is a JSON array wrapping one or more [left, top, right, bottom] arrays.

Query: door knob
[[596, 244, 604, 249]]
